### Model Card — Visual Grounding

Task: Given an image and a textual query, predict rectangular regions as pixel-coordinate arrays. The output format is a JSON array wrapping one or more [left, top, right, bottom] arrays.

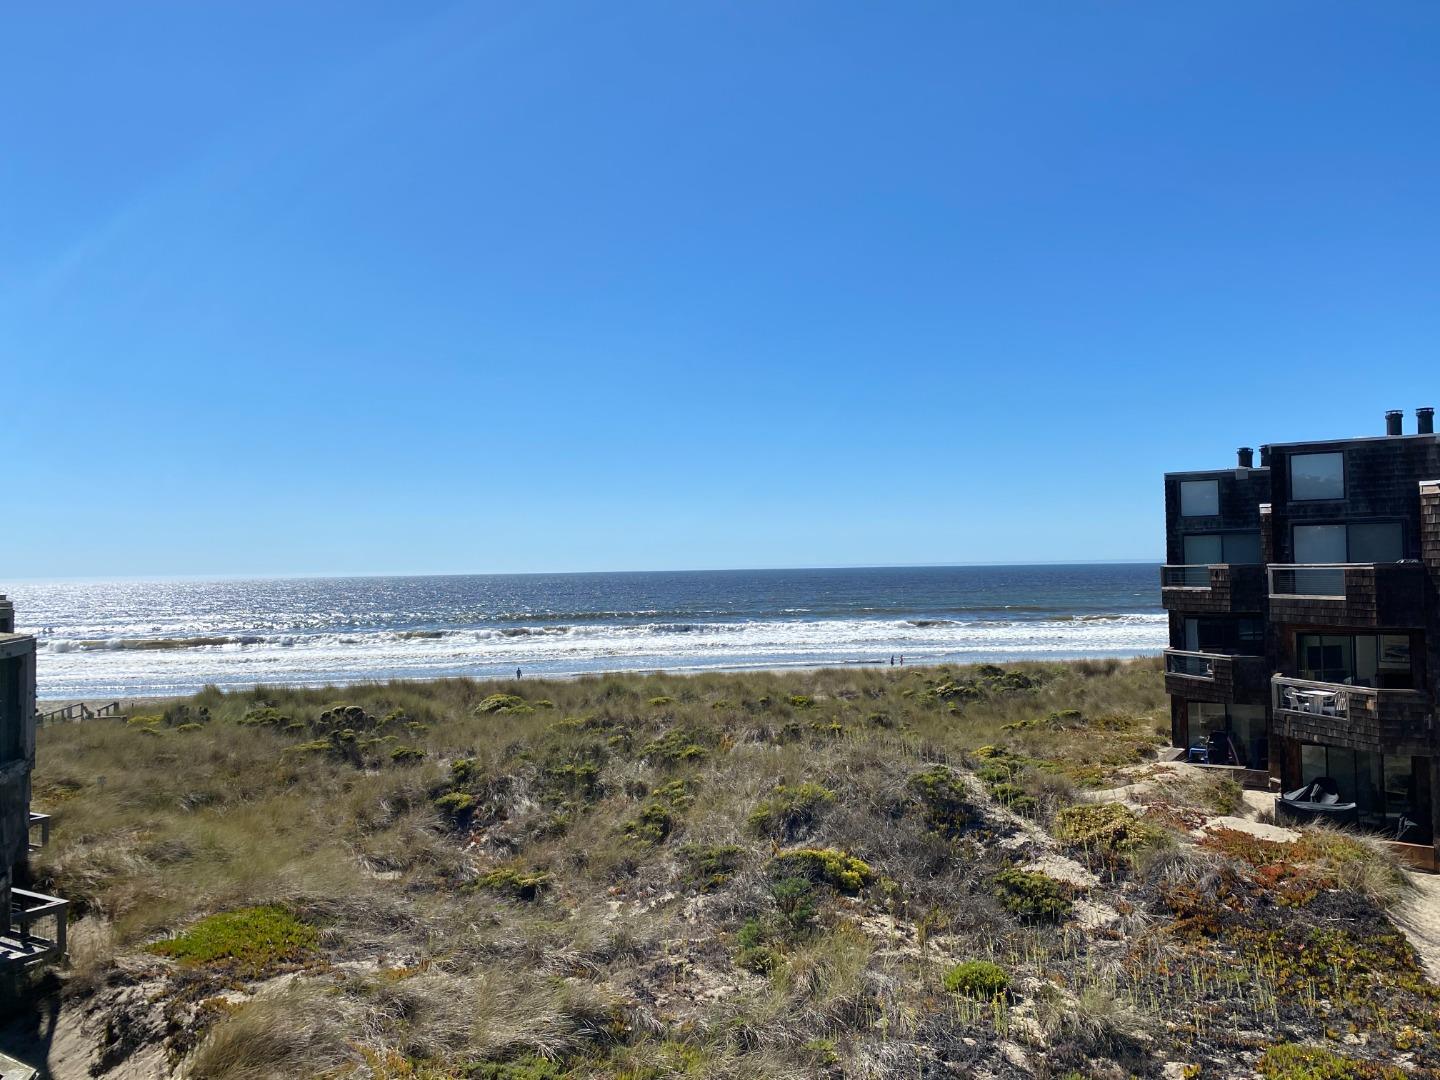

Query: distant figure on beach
[[899, 655, 905, 665], [516, 667, 522, 680], [889, 655, 895, 666]]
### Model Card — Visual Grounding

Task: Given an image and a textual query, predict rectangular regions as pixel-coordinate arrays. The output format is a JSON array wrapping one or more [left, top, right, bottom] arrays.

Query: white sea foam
[[32, 614, 1168, 699]]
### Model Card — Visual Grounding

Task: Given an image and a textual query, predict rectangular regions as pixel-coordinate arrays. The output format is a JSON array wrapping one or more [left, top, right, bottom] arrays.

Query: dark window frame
[[1290, 520, 1405, 563]]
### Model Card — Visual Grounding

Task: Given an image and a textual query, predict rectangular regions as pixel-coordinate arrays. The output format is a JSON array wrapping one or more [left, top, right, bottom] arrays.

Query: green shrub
[[639, 728, 709, 762], [434, 791, 477, 818], [770, 848, 873, 893], [734, 918, 781, 974], [746, 781, 836, 838], [1054, 802, 1170, 868], [474, 867, 551, 901], [625, 780, 693, 844], [992, 867, 1071, 923], [942, 960, 1010, 998], [467, 1055, 567, 1079], [681, 844, 744, 891], [474, 694, 532, 715], [389, 745, 424, 764], [648, 695, 674, 707], [787, 694, 815, 709], [149, 906, 318, 975], [908, 766, 974, 838]]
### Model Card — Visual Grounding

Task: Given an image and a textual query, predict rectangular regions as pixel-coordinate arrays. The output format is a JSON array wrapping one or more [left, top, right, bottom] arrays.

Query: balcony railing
[[1165, 649, 1215, 679], [1, 889, 68, 971], [1271, 676, 1434, 752], [1268, 564, 1347, 599], [1161, 565, 1215, 588], [1267, 562, 1427, 627], [28, 812, 51, 852]]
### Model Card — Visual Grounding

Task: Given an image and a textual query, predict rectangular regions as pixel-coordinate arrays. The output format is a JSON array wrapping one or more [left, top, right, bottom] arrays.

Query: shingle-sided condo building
[[1163, 408, 1440, 867]]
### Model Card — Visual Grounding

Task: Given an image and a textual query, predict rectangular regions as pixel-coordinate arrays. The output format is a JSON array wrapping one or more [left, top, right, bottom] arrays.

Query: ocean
[[9, 564, 1165, 700]]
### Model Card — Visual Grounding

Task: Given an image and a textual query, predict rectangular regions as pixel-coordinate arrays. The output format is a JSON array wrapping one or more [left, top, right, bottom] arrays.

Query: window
[[1293, 522, 1403, 563], [1183, 531, 1261, 565], [1297, 746, 1430, 840], [1296, 632, 1414, 688], [1293, 525, 1346, 563], [1184, 616, 1264, 654], [1349, 522, 1404, 562], [0, 656, 20, 765], [1180, 479, 1220, 517], [1290, 452, 1345, 500], [1191, 703, 1267, 768]]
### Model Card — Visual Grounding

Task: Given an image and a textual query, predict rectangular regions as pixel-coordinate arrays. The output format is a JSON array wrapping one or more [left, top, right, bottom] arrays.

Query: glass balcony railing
[[1268, 565, 1346, 599], [1161, 565, 1214, 588], [1165, 650, 1216, 679]]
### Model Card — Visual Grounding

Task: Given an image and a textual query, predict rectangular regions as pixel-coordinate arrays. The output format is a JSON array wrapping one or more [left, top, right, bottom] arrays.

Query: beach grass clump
[[680, 844, 745, 891], [149, 906, 318, 975], [474, 694, 533, 716]]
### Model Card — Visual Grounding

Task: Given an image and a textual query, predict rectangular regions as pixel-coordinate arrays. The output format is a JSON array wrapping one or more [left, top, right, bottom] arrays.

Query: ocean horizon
[[9, 562, 1166, 700]]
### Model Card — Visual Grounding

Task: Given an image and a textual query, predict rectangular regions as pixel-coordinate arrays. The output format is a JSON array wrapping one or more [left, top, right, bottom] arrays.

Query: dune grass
[[21, 658, 1440, 1078]]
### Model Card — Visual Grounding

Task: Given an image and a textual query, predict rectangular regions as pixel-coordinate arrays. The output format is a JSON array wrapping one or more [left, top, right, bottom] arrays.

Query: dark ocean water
[[9, 564, 1164, 699]]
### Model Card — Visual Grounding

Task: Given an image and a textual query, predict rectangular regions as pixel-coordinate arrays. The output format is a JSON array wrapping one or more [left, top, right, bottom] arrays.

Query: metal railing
[[27, 812, 51, 852], [1165, 649, 1216, 679], [1273, 675, 1354, 719], [1162, 565, 1215, 588], [1268, 564, 1347, 599], [3, 889, 68, 969]]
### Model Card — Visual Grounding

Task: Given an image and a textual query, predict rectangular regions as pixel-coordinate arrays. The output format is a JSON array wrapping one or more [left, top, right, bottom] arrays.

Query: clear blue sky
[[5, 3, 1438, 578]]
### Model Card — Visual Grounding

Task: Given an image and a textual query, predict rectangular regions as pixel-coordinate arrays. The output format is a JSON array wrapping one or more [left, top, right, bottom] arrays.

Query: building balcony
[[1272, 675, 1435, 756], [1164, 649, 1270, 705], [1267, 562, 1427, 628], [1160, 564, 1266, 614], [0, 888, 68, 971]]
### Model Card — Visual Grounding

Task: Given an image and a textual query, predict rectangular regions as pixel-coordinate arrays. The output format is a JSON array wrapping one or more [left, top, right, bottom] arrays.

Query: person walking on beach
[[889, 655, 895, 666], [516, 667, 522, 680]]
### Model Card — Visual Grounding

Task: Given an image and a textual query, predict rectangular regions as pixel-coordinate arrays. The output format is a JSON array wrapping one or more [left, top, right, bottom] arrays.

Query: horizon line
[[6, 558, 1163, 587]]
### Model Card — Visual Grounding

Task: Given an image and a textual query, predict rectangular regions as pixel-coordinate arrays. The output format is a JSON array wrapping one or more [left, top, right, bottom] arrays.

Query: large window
[[1299, 746, 1430, 840], [1183, 531, 1262, 565], [1184, 616, 1264, 654], [1180, 479, 1220, 517], [1297, 632, 1414, 688], [1290, 452, 1345, 500], [1293, 522, 1403, 563], [1191, 703, 1267, 769]]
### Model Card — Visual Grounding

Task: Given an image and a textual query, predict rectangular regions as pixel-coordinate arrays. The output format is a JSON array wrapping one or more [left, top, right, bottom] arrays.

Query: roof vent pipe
[[1236, 447, 1254, 468], [1386, 410, 1404, 436], [1418, 407, 1435, 435], [1259, 445, 1271, 468]]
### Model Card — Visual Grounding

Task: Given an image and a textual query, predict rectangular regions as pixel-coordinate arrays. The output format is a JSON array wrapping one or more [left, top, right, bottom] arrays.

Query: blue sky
[[4, 2, 1439, 578]]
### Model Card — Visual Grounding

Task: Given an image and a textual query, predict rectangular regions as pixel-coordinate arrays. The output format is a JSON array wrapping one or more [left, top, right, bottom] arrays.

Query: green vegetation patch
[[681, 844, 745, 891], [149, 905, 318, 975], [992, 866, 1072, 923], [770, 848, 873, 894], [908, 765, 974, 838], [474, 866, 551, 901], [746, 781, 836, 839], [1054, 802, 1171, 869], [625, 780, 694, 845], [639, 727, 710, 763], [942, 960, 1010, 998], [1256, 1042, 1408, 1080], [474, 693, 533, 716]]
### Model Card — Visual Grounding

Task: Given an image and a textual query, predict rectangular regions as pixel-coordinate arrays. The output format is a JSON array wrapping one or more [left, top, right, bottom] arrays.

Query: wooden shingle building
[[0, 594, 66, 970], [1163, 408, 1440, 868]]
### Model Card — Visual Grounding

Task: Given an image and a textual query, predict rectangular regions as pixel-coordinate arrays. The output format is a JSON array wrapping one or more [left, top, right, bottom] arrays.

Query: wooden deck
[[0, 888, 68, 971]]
